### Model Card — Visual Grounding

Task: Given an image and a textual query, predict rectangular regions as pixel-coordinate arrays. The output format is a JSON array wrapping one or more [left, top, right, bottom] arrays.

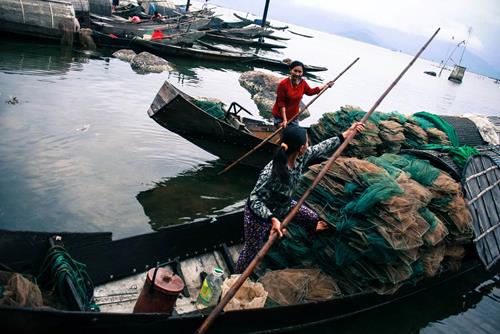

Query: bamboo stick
[[196, 27, 441, 334]]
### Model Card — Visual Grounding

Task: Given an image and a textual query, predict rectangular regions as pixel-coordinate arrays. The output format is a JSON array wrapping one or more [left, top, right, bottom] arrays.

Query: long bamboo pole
[[217, 57, 360, 175], [196, 27, 440, 334]]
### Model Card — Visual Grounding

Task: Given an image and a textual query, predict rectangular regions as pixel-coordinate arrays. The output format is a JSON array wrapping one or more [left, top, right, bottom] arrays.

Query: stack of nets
[[308, 106, 454, 158], [192, 98, 226, 120], [264, 153, 473, 296]]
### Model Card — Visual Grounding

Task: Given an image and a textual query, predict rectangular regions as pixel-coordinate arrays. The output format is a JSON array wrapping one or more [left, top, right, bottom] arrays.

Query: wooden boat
[[147, 81, 277, 168], [194, 41, 326, 73], [218, 25, 274, 39], [148, 30, 206, 46], [254, 56, 328, 72], [90, 30, 137, 49], [233, 13, 289, 30], [0, 0, 77, 40], [0, 209, 496, 334], [90, 14, 212, 36], [209, 17, 252, 30], [133, 38, 257, 63], [203, 32, 287, 49]]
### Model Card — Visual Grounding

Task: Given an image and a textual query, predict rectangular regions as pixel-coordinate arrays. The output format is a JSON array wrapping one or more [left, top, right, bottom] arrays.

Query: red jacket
[[272, 77, 320, 120]]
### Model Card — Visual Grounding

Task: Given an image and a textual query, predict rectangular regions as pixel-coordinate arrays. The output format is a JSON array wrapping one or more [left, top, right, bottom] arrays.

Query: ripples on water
[[0, 6, 499, 331]]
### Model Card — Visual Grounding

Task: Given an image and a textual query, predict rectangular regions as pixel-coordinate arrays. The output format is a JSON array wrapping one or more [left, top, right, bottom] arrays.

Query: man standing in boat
[[272, 60, 333, 128]]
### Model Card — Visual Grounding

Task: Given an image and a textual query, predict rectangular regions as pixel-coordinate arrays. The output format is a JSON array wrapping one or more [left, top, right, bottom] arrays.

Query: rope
[[37, 244, 99, 311]]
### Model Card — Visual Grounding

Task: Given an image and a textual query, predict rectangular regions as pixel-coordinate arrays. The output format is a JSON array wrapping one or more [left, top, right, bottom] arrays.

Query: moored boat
[[133, 38, 257, 63], [147, 81, 277, 168], [232, 13, 289, 30], [0, 207, 497, 334], [203, 32, 287, 49]]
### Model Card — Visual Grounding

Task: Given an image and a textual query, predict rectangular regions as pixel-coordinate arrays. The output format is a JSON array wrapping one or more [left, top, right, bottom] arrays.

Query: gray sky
[[292, 0, 499, 59], [207, 0, 500, 74]]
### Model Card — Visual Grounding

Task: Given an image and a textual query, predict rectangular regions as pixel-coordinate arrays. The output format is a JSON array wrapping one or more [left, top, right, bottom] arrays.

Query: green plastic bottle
[[196, 267, 224, 308]]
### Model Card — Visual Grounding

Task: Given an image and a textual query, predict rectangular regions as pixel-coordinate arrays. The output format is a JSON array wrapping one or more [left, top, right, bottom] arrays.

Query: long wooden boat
[[0, 209, 495, 334], [233, 13, 289, 30], [133, 38, 257, 63], [148, 30, 206, 46], [0, 0, 77, 40], [195, 41, 326, 73], [217, 25, 274, 39], [253, 56, 327, 72], [148, 81, 277, 168], [209, 17, 252, 29], [203, 32, 287, 49], [90, 14, 212, 36], [89, 30, 137, 49]]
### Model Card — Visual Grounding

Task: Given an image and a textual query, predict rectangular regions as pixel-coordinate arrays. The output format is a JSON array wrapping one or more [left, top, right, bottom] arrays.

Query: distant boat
[[424, 71, 437, 76]]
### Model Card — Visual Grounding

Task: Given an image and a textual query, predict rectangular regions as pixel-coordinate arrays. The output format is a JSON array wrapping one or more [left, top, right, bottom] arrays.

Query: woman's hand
[[279, 118, 287, 128], [270, 217, 284, 239], [342, 121, 365, 138], [321, 81, 334, 90]]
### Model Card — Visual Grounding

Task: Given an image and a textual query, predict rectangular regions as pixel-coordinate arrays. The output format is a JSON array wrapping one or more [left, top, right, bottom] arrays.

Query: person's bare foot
[[316, 220, 329, 232]]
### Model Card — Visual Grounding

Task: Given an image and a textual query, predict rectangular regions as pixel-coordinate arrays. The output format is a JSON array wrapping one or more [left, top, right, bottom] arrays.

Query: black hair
[[289, 60, 304, 71], [272, 125, 308, 183]]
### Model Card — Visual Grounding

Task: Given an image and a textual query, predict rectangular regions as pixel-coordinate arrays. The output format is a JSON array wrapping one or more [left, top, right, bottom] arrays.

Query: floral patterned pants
[[235, 200, 319, 273]]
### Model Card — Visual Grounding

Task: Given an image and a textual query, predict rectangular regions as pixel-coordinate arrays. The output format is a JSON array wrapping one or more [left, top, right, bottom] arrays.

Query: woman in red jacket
[[272, 60, 333, 128]]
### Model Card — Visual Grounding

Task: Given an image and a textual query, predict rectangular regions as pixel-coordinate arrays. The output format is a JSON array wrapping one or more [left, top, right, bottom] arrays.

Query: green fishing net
[[265, 154, 473, 296], [192, 99, 226, 120]]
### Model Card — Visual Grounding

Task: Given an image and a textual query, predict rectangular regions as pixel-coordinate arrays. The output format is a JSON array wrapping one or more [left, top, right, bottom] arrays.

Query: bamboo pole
[[196, 27, 440, 334], [218, 57, 360, 175]]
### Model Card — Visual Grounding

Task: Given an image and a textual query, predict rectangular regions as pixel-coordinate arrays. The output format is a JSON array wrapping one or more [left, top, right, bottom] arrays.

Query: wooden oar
[[218, 57, 360, 176], [196, 27, 440, 334]]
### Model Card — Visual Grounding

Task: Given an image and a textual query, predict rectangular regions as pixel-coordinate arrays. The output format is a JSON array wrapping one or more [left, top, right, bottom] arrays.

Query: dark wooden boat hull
[[147, 81, 276, 168], [203, 33, 287, 49], [0, 210, 492, 334], [254, 56, 328, 72], [134, 38, 256, 63]]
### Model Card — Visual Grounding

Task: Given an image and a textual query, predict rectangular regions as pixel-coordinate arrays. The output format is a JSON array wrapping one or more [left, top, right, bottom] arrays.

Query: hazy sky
[[291, 0, 499, 60], [208, 0, 500, 71]]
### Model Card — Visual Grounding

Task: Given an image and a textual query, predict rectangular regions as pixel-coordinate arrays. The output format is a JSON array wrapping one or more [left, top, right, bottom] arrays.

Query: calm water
[[0, 5, 499, 333]]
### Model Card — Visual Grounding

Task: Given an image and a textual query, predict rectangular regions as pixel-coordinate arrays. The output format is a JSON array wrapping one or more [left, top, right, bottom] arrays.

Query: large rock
[[238, 71, 309, 121], [112, 49, 137, 62], [130, 52, 174, 73]]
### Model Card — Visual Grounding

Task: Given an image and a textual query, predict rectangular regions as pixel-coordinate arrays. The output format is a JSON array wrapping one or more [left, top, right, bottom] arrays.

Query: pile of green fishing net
[[192, 98, 226, 120], [308, 106, 465, 157], [264, 153, 473, 296]]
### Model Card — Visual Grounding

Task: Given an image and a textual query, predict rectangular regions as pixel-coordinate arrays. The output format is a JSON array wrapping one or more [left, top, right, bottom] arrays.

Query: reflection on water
[[0, 37, 76, 76], [136, 161, 258, 230]]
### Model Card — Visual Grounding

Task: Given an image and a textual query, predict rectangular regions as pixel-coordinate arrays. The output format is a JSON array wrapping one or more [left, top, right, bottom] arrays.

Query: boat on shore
[[0, 208, 496, 334]]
